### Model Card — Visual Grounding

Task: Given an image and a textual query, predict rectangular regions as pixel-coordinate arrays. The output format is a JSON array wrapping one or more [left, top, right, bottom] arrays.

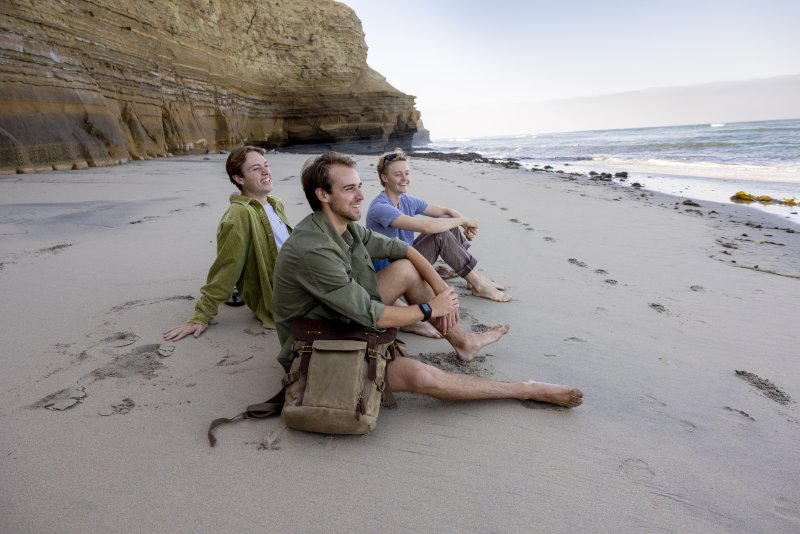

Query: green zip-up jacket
[[189, 194, 292, 329], [272, 211, 409, 369]]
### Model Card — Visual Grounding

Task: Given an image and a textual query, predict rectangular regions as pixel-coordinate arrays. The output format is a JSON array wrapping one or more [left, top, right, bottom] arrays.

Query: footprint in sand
[[690, 285, 705, 292], [87, 343, 167, 381], [31, 386, 87, 411], [101, 331, 139, 348], [110, 295, 194, 313], [568, 258, 587, 268], [216, 352, 255, 367], [640, 395, 697, 433], [564, 337, 587, 343], [36, 243, 73, 255], [649, 302, 669, 314], [98, 398, 135, 416], [243, 328, 273, 337], [774, 497, 800, 522], [722, 406, 755, 422], [735, 370, 792, 405], [255, 429, 284, 451], [543, 237, 555, 242], [129, 215, 161, 225], [621, 458, 656, 484], [641, 394, 667, 408]]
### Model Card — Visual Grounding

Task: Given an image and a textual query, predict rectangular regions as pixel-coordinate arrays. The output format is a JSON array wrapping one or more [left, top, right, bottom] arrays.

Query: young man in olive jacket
[[163, 146, 292, 341]]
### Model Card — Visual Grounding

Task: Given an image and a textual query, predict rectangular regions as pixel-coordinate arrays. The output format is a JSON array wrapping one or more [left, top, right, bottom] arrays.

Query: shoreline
[[411, 149, 800, 228], [1, 153, 798, 532]]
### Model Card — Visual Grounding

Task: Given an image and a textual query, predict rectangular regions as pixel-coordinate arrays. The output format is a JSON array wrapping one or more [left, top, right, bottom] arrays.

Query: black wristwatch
[[418, 302, 433, 322]]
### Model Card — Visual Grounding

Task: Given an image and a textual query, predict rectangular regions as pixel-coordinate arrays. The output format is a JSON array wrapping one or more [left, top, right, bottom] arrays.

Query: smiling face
[[381, 160, 411, 198], [234, 151, 273, 201], [319, 163, 364, 231]]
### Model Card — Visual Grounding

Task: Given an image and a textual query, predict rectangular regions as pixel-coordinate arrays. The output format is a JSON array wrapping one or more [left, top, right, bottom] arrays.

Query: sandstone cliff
[[0, 0, 420, 173]]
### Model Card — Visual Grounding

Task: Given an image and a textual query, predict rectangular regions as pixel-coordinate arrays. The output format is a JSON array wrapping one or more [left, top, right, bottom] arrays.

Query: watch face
[[419, 302, 432, 321]]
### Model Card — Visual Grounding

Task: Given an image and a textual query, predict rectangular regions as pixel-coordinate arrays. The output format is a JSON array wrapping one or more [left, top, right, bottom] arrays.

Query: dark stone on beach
[[544, 165, 553, 170], [682, 199, 701, 207], [589, 171, 598, 176], [614, 171, 628, 178], [632, 182, 643, 188], [412, 151, 520, 169]]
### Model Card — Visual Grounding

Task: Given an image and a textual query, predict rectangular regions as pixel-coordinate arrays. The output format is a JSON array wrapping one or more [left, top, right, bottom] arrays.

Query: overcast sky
[[340, 0, 800, 138]]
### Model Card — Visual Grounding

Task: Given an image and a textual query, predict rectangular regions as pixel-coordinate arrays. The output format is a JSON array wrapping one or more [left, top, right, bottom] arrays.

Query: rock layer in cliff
[[0, 0, 420, 173]]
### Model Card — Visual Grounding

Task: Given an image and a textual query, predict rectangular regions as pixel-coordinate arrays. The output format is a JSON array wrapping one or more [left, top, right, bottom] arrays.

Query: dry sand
[[1, 153, 799, 532]]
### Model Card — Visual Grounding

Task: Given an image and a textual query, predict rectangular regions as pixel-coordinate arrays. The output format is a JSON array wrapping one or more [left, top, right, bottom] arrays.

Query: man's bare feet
[[521, 381, 583, 408], [470, 281, 512, 302], [450, 324, 510, 362], [467, 280, 506, 291], [401, 321, 443, 339], [465, 272, 511, 302]]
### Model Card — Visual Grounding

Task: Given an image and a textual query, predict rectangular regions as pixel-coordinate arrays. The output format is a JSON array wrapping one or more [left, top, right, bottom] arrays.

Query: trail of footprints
[[30, 296, 257, 417]]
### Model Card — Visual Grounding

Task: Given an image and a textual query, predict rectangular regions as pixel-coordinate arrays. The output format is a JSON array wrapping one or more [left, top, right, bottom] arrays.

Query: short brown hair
[[301, 152, 357, 211], [225, 146, 266, 190]]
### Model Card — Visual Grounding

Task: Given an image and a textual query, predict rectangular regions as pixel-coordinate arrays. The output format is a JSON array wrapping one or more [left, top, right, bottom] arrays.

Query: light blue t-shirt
[[264, 202, 290, 250], [366, 192, 428, 270]]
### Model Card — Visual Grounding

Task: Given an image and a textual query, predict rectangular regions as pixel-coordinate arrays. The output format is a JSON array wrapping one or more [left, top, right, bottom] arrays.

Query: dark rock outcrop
[[0, 0, 420, 173]]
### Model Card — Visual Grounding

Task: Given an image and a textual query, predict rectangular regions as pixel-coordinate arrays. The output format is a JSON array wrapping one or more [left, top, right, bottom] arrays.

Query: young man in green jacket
[[163, 146, 292, 341]]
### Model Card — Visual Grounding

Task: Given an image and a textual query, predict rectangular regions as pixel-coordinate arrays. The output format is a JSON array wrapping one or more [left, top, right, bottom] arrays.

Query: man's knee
[[391, 358, 442, 393], [378, 258, 419, 284]]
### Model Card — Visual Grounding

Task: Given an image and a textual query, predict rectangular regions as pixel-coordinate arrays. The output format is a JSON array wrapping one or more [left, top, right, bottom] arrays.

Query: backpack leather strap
[[207, 388, 285, 447]]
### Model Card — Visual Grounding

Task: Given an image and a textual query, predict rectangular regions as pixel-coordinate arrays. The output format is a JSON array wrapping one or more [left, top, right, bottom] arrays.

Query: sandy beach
[[1, 153, 798, 532]]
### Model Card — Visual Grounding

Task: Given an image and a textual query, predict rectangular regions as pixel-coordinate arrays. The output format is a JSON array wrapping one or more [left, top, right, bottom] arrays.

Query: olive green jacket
[[272, 211, 409, 369], [190, 194, 292, 328]]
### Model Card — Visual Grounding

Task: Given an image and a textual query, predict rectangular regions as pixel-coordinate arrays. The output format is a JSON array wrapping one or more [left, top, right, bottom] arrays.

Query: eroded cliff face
[[0, 0, 420, 173]]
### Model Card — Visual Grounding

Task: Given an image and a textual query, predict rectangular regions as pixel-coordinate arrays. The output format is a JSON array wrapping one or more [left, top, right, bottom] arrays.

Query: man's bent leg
[[413, 230, 511, 302], [413, 229, 475, 278], [388, 356, 583, 408], [376, 260, 510, 361]]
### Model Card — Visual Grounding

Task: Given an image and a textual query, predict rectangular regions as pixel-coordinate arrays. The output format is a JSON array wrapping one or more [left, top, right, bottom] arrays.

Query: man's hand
[[163, 322, 207, 341], [429, 288, 460, 334], [462, 217, 479, 241]]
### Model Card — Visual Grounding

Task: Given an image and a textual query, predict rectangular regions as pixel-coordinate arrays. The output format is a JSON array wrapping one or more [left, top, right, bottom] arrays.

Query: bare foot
[[450, 323, 510, 362], [467, 280, 506, 291], [401, 321, 443, 339], [470, 281, 512, 302], [521, 381, 583, 408]]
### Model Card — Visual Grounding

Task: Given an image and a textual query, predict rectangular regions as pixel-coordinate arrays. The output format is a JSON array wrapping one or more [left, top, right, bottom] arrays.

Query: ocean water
[[421, 118, 800, 225]]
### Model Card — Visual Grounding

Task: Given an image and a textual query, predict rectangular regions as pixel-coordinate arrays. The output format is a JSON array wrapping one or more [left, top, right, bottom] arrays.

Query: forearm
[[376, 303, 425, 328], [420, 216, 467, 234]]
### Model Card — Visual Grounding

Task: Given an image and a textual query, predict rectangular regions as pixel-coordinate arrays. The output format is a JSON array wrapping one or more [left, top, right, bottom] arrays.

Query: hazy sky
[[340, 0, 800, 138]]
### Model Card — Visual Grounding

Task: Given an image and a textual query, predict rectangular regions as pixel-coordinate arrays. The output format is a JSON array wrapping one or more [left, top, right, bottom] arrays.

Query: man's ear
[[233, 174, 244, 185], [315, 187, 329, 204]]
